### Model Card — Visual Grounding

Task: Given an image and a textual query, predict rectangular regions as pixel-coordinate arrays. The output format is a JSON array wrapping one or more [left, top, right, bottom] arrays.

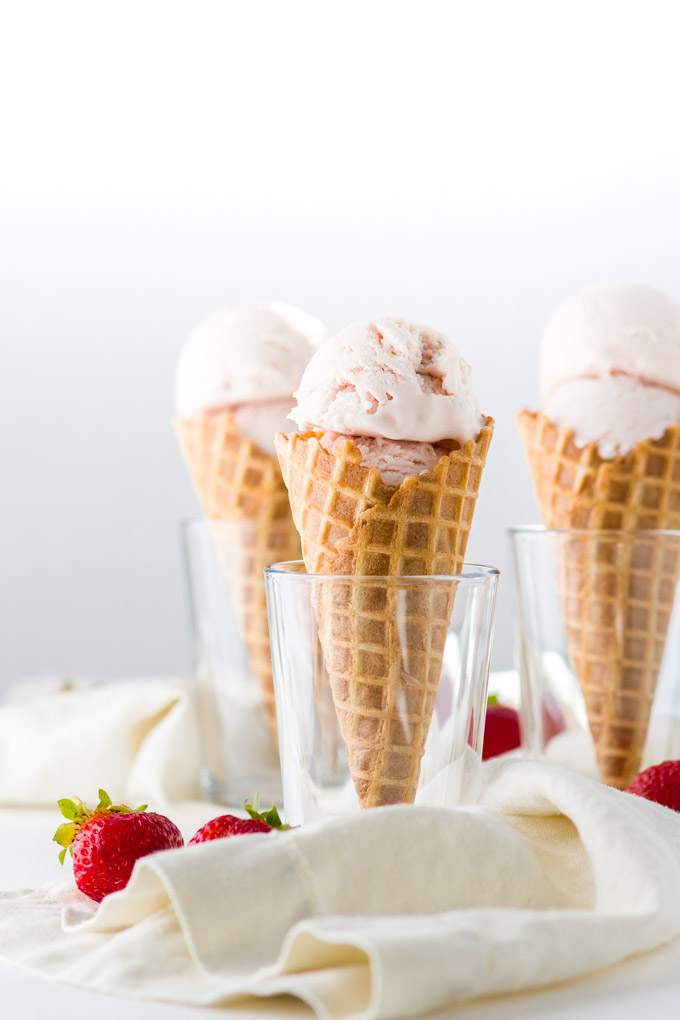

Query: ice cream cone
[[175, 410, 301, 728], [517, 409, 680, 787], [276, 418, 494, 807]]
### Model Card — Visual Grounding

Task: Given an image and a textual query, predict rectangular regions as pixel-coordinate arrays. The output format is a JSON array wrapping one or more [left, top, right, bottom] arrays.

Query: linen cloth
[[2, 759, 680, 1019], [0, 677, 202, 809]]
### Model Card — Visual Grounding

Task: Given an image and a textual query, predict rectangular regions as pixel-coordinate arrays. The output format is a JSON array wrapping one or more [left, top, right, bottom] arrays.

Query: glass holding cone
[[181, 519, 286, 804], [511, 527, 680, 788], [268, 338, 497, 819], [175, 409, 302, 803], [174, 305, 324, 803], [265, 561, 499, 824], [514, 282, 680, 789], [175, 313, 498, 816]]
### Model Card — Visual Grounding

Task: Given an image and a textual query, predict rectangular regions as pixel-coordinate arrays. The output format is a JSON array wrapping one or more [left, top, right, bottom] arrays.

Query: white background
[[1, 0, 680, 688]]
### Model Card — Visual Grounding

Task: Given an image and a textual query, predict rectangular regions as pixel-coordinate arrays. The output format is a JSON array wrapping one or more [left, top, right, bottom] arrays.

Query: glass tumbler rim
[[264, 559, 500, 583]]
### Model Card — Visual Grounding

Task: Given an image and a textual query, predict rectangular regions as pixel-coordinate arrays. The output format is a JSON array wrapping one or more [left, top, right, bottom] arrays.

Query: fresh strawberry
[[483, 698, 521, 760], [628, 760, 680, 812], [53, 789, 184, 902], [189, 815, 272, 842], [188, 797, 290, 844]]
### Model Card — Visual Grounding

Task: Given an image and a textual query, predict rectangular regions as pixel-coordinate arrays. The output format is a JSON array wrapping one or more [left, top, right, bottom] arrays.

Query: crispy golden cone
[[175, 410, 301, 729], [517, 409, 680, 788], [276, 418, 494, 807]]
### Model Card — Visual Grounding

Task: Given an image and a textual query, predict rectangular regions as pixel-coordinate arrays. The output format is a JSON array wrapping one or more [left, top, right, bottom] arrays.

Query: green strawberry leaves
[[54, 823, 77, 863], [53, 790, 148, 863], [91, 788, 147, 815], [97, 789, 112, 812], [57, 799, 78, 821], [244, 793, 292, 830]]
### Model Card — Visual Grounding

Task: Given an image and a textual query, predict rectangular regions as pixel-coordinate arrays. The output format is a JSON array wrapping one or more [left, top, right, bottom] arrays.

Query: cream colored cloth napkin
[[2, 759, 680, 1019], [0, 677, 202, 809]]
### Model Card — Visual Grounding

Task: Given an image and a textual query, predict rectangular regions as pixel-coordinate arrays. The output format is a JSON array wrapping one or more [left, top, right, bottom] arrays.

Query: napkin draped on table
[[0, 677, 202, 809], [2, 760, 680, 1019]]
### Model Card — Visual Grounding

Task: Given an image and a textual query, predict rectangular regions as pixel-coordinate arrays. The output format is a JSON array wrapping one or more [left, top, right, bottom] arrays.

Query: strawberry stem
[[243, 796, 291, 831]]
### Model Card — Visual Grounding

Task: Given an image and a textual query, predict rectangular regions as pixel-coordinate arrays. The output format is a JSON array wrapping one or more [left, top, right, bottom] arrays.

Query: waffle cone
[[175, 410, 301, 728], [517, 409, 680, 788], [276, 418, 494, 807]]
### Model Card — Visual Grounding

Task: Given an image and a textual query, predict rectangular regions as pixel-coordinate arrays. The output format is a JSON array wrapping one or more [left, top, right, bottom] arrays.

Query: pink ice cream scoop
[[290, 317, 484, 484], [540, 283, 680, 459], [175, 303, 326, 456], [320, 433, 445, 487]]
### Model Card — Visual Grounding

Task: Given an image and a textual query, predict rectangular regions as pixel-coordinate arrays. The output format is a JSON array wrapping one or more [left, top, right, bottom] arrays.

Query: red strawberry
[[188, 798, 290, 844], [189, 815, 272, 842], [483, 699, 521, 760], [53, 790, 184, 902], [541, 691, 566, 744], [628, 760, 680, 812]]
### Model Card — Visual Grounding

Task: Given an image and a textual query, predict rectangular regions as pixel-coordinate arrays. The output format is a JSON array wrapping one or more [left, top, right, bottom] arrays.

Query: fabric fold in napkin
[[2, 759, 680, 1018], [0, 677, 202, 808]]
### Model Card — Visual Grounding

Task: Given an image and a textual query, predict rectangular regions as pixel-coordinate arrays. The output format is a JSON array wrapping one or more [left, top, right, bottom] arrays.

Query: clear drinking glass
[[180, 520, 282, 805], [510, 527, 680, 788], [264, 561, 499, 825]]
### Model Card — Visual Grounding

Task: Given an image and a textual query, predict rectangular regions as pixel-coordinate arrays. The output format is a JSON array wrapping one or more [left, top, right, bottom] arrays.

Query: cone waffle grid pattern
[[216, 519, 302, 725], [517, 410, 680, 787], [277, 424, 494, 577], [316, 577, 454, 805], [277, 420, 494, 807], [175, 412, 292, 521], [516, 411, 680, 531], [560, 532, 680, 786], [176, 411, 300, 729]]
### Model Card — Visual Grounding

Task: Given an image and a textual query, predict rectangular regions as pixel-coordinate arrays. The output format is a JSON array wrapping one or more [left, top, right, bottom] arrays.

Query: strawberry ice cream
[[290, 317, 484, 484], [540, 283, 680, 459], [320, 433, 446, 486], [176, 303, 326, 456]]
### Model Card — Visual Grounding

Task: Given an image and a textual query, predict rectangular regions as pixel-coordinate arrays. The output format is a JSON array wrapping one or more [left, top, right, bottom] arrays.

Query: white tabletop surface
[[2, 807, 680, 1020]]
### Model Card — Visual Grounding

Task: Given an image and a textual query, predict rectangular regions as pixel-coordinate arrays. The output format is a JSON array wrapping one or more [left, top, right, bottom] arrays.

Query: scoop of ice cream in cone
[[277, 316, 493, 808], [539, 283, 680, 459], [517, 283, 680, 788], [174, 303, 325, 729], [175, 302, 327, 459]]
